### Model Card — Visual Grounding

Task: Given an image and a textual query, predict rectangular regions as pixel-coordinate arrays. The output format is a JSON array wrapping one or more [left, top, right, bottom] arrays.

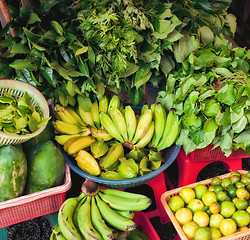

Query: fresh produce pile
[[0, 91, 49, 135], [167, 170, 250, 239], [50, 186, 152, 239], [53, 94, 180, 178]]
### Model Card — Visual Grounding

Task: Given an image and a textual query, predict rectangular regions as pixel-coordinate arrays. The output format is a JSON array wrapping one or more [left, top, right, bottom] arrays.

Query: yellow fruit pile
[[167, 171, 250, 240]]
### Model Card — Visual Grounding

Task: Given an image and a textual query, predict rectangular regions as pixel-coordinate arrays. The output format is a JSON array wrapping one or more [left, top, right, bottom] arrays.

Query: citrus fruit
[[182, 221, 199, 239], [239, 226, 248, 231], [246, 206, 250, 214], [246, 183, 250, 192], [194, 184, 208, 199], [246, 171, 250, 178], [194, 227, 211, 240], [236, 182, 245, 188], [202, 191, 217, 206], [187, 199, 205, 214], [211, 177, 221, 186], [209, 202, 221, 214], [209, 213, 224, 228], [235, 199, 248, 210], [179, 187, 196, 204], [193, 210, 210, 227], [241, 176, 250, 185], [227, 185, 237, 198], [175, 208, 193, 225], [232, 210, 250, 227], [221, 178, 231, 189], [210, 227, 222, 240], [216, 191, 228, 202], [220, 201, 236, 218], [230, 175, 240, 184], [236, 187, 250, 200], [230, 171, 241, 177], [213, 185, 224, 193], [219, 219, 237, 236], [168, 196, 185, 212]]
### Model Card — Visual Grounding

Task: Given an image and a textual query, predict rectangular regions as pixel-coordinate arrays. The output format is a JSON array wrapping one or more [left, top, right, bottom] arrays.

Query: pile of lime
[[167, 171, 250, 240]]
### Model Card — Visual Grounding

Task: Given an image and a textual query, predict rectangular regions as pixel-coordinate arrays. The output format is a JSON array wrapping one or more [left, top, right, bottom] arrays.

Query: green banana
[[91, 100, 100, 128], [116, 210, 135, 220], [98, 95, 109, 114], [50, 232, 57, 240], [134, 121, 155, 149], [90, 128, 113, 141], [95, 195, 137, 232], [140, 104, 149, 115], [109, 106, 128, 141], [72, 195, 87, 230], [52, 225, 67, 240], [100, 112, 124, 143], [53, 120, 83, 135], [127, 228, 150, 240], [55, 104, 81, 126], [132, 108, 153, 144], [91, 140, 109, 158], [108, 95, 120, 115], [58, 197, 83, 240], [77, 196, 103, 240], [124, 105, 137, 141], [98, 191, 152, 211], [100, 189, 149, 200], [157, 110, 180, 151], [66, 106, 86, 126], [91, 196, 115, 240], [150, 102, 166, 147], [78, 105, 95, 127]]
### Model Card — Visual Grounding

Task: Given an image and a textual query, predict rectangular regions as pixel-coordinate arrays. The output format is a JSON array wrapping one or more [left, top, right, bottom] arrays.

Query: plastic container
[[0, 165, 71, 228], [0, 79, 50, 145], [161, 170, 250, 240], [63, 143, 181, 189]]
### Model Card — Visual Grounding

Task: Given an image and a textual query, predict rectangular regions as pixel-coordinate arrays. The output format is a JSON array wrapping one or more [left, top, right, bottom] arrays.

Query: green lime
[[193, 211, 210, 227], [179, 187, 196, 204], [221, 178, 231, 189], [220, 201, 236, 218], [236, 187, 250, 200], [235, 199, 249, 210], [216, 191, 228, 202], [168, 196, 185, 212], [236, 182, 245, 188], [194, 227, 211, 240], [209, 213, 224, 228], [227, 185, 237, 198], [211, 177, 221, 186], [202, 191, 217, 206], [182, 221, 199, 239], [246, 172, 250, 178], [230, 171, 241, 177], [232, 210, 250, 227], [241, 176, 250, 186], [208, 185, 215, 192], [219, 219, 237, 236], [194, 184, 208, 200], [230, 175, 241, 184], [210, 227, 222, 240], [188, 199, 205, 214], [175, 207, 193, 225], [213, 185, 224, 193]]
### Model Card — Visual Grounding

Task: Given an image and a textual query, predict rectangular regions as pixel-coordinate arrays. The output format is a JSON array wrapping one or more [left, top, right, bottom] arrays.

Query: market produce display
[[53, 95, 180, 179], [51, 186, 152, 240], [166, 170, 250, 239]]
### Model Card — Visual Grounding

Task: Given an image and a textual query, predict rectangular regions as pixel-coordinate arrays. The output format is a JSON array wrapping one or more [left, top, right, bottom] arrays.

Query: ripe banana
[[78, 105, 95, 127], [91, 100, 100, 128], [109, 106, 128, 142], [132, 108, 153, 144], [91, 196, 115, 240], [98, 95, 109, 114], [98, 191, 152, 211], [95, 195, 137, 232], [58, 197, 83, 240], [124, 105, 137, 141], [63, 136, 83, 153], [66, 135, 95, 155], [134, 121, 155, 149], [90, 128, 113, 141], [53, 120, 83, 135], [66, 106, 86, 126], [100, 112, 124, 143], [55, 128, 91, 145], [77, 196, 103, 240], [157, 109, 180, 151], [108, 95, 120, 115], [150, 102, 166, 147], [91, 140, 108, 158], [55, 104, 80, 126], [52, 224, 67, 240]]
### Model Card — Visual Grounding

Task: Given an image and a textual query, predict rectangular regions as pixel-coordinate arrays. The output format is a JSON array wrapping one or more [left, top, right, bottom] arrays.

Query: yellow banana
[[98, 95, 109, 114], [100, 112, 124, 143], [91, 100, 100, 128], [108, 95, 120, 115], [157, 109, 180, 151], [66, 106, 86, 126], [150, 102, 166, 147], [63, 136, 83, 153], [66, 135, 96, 155], [140, 104, 149, 115], [55, 104, 80, 126], [75, 150, 101, 176], [132, 108, 153, 144], [90, 128, 113, 141], [55, 129, 91, 145], [134, 120, 155, 149], [124, 105, 137, 141], [109, 106, 128, 142], [53, 120, 83, 135], [78, 105, 95, 127]]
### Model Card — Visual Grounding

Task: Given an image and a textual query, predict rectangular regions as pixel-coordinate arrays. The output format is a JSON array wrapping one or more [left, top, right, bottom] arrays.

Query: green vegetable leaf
[[10, 59, 36, 71], [216, 83, 235, 105]]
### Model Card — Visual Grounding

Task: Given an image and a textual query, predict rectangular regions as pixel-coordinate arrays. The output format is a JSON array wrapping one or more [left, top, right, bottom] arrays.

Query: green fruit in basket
[[182, 221, 199, 239], [194, 184, 208, 199], [232, 210, 250, 227], [179, 187, 196, 204], [193, 227, 211, 240], [24, 140, 65, 194], [0, 145, 27, 202], [168, 196, 185, 212]]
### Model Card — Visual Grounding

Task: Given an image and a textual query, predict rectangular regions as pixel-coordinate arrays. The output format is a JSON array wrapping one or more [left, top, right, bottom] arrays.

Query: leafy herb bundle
[[157, 40, 250, 156]]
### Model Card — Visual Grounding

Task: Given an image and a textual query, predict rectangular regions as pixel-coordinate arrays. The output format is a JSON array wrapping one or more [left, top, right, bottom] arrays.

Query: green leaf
[[216, 83, 235, 105], [10, 59, 36, 71], [134, 71, 152, 89], [214, 67, 232, 76], [77, 95, 92, 112], [75, 46, 89, 56], [11, 43, 30, 54], [203, 118, 218, 132], [198, 26, 214, 45], [28, 13, 41, 25], [233, 130, 250, 146], [232, 116, 247, 133], [190, 129, 204, 145], [52, 21, 64, 36], [77, 56, 89, 77], [129, 86, 145, 107], [41, 67, 56, 87], [23, 27, 41, 42]]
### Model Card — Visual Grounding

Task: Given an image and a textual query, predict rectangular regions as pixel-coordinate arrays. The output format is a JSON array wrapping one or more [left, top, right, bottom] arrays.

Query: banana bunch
[[50, 188, 152, 240]]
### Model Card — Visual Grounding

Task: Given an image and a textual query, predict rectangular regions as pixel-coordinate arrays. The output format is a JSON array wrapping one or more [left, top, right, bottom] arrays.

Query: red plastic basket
[[0, 164, 71, 228]]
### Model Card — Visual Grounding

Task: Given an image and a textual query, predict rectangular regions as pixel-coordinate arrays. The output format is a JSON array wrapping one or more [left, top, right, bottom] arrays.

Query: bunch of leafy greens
[[0, 0, 236, 107], [157, 40, 250, 156]]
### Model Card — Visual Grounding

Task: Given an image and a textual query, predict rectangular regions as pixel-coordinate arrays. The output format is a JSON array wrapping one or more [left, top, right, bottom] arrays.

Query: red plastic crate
[[0, 165, 71, 228]]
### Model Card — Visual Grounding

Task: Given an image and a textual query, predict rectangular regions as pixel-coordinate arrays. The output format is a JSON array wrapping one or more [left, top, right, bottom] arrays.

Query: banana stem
[[81, 179, 100, 196]]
